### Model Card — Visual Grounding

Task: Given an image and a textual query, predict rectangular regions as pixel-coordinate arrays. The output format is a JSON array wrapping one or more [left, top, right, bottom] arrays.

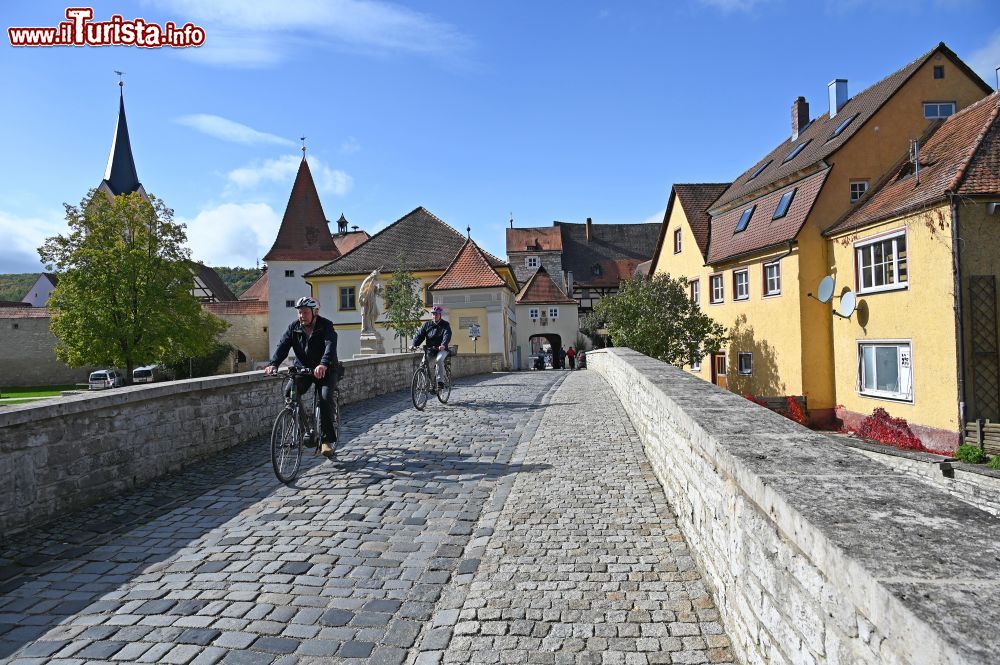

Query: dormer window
[[772, 189, 796, 220], [829, 113, 858, 140], [747, 160, 771, 181], [783, 139, 811, 163], [591, 264, 602, 277], [735, 205, 755, 233]]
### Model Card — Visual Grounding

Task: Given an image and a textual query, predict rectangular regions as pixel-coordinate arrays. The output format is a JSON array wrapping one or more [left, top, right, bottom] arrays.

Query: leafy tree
[[0, 273, 40, 302], [38, 190, 227, 382], [579, 311, 609, 349], [383, 255, 426, 352], [212, 266, 262, 296], [163, 342, 236, 379], [595, 273, 728, 366]]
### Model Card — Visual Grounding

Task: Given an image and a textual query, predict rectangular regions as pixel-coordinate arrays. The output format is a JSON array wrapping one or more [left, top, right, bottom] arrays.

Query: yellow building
[[822, 93, 1000, 451], [651, 42, 992, 431], [304, 207, 516, 361]]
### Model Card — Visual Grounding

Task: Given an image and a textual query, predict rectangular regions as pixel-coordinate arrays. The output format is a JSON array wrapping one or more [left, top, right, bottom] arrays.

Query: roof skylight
[[783, 139, 811, 163], [829, 113, 858, 140], [735, 205, 755, 233], [772, 189, 796, 220], [747, 160, 772, 181]]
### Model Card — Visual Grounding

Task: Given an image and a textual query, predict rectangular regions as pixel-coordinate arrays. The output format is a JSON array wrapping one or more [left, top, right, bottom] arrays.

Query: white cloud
[[969, 31, 1000, 89], [340, 136, 361, 154], [0, 209, 68, 274], [155, 0, 473, 67], [641, 209, 666, 225], [175, 114, 295, 146], [178, 202, 281, 267], [226, 155, 353, 196]]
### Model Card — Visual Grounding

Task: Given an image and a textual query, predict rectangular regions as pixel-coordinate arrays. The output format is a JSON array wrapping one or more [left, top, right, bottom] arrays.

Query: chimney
[[792, 96, 809, 140], [585, 217, 592, 242], [828, 79, 848, 118], [566, 270, 574, 295]]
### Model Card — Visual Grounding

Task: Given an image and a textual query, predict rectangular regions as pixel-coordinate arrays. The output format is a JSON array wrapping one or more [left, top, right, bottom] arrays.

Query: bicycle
[[270, 366, 341, 483], [410, 346, 453, 410]]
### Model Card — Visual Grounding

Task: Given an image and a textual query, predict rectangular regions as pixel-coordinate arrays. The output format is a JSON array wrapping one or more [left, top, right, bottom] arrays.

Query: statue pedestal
[[358, 330, 385, 356]]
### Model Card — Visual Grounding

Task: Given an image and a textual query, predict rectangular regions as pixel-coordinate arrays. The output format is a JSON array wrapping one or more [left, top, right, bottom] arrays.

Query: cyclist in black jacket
[[264, 297, 339, 457], [411, 305, 452, 390]]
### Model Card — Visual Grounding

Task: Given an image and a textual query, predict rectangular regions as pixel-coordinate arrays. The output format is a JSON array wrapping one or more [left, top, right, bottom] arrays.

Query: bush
[[854, 407, 924, 451], [955, 444, 987, 464], [987, 456, 1000, 470], [742, 394, 809, 427]]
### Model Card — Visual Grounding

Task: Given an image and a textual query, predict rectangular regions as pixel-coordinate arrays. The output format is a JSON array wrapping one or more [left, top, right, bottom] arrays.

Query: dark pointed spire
[[102, 83, 142, 196], [264, 157, 340, 261]]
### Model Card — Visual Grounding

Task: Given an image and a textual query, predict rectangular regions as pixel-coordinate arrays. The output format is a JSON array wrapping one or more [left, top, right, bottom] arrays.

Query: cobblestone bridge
[[1, 371, 734, 665]]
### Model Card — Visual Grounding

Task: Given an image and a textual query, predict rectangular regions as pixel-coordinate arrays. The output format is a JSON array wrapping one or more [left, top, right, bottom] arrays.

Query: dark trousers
[[568, 356, 576, 369], [285, 373, 338, 442]]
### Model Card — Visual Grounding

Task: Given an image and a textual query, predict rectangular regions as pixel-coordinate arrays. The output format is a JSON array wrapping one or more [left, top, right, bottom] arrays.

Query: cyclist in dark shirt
[[264, 297, 339, 457], [411, 305, 452, 390]]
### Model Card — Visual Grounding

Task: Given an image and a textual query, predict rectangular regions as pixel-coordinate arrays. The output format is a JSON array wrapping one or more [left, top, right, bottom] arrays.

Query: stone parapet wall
[[0, 352, 499, 539], [0, 315, 94, 387], [588, 348, 999, 665]]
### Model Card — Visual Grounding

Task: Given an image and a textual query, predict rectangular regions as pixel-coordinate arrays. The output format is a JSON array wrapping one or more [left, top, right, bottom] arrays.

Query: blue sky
[[1, 0, 998, 273]]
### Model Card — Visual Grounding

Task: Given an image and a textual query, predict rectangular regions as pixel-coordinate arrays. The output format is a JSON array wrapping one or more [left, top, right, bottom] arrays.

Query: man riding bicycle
[[264, 297, 339, 457], [411, 305, 452, 391]]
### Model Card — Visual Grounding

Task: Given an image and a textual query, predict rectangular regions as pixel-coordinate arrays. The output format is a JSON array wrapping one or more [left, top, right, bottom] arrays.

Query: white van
[[132, 365, 163, 384], [89, 369, 125, 390]]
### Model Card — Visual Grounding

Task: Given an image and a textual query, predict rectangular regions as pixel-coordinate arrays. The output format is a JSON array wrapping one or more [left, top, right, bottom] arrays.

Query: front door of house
[[712, 353, 727, 389]]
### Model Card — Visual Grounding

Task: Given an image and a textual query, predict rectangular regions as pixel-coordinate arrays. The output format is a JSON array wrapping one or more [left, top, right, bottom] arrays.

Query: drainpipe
[[773, 240, 795, 263], [951, 197, 967, 435]]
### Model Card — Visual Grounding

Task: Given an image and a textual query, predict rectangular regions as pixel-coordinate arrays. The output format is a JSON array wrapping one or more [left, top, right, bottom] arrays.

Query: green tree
[[38, 190, 227, 382], [595, 273, 728, 366], [383, 255, 426, 352], [579, 310, 608, 349]]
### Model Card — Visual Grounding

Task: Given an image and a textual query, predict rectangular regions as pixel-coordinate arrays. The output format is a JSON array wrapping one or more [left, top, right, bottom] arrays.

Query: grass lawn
[[0, 397, 46, 405], [0, 385, 79, 398]]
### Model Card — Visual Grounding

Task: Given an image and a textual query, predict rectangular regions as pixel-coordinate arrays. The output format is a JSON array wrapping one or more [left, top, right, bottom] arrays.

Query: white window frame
[[339, 286, 356, 311], [738, 352, 753, 376], [923, 101, 955, 119], [526, 256, 539, 268], [528, 307, 539, 319], [763, 261, 781, 297], [733, 268, 749, 301], [850, 180, 869, 203], [855, 230, 908, 294], [689, 279, 700, 305], [709, 274, 724, 304], [548, 307, 559, 318], [673, 228, 682, 254], [857, 340, 913, 402]]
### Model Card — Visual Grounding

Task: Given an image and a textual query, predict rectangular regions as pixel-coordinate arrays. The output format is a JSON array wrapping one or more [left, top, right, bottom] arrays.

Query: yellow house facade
[[651, 43, 993, 433]]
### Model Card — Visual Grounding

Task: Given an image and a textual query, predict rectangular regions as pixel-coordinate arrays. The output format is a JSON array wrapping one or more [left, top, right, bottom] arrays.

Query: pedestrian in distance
[[559, 346, 567, 370], [567, 346, 576, 370]]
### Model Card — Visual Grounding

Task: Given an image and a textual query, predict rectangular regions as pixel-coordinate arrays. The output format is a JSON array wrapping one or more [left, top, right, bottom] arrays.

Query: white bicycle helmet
[[294, 296, 319, 310]]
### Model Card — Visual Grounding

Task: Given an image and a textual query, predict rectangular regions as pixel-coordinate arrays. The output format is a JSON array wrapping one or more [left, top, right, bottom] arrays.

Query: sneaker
[[321, 442, 334, 458]]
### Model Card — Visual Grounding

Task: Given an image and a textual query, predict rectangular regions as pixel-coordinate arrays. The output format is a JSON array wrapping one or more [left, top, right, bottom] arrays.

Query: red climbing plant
[[854, 407, 924, 451]]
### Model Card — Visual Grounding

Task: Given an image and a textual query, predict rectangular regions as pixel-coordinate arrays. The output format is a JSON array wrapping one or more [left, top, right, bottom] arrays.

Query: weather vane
[[300, 136, 306, 157], [467, 225, 471, 238], [114, 70, 125, 87]]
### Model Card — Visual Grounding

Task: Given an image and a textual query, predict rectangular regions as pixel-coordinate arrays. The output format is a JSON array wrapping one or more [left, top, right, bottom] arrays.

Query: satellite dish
[[837, 290, 857, 318], [816, 276, 835, 304]]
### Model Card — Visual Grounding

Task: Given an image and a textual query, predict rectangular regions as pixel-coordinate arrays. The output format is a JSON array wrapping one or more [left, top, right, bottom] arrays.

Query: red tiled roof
[[708, 169, 830, 265], [713, 43, 992, 212], [516, 266, 576, 305], [238, 271, 268, 301], [827, 93, 1000, 236], [332, 230, 370, 255], [264, 158, 341, 262], [430, 239, 511, 291], [506, 227, 563, 252], [204, 301, 268, 315], [0, 307, 51, 318], [674, 184, 730, 258]]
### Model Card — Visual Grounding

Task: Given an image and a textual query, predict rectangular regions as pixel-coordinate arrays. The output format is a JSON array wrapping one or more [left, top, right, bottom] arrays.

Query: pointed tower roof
[[101, 86, 143, 196], [264, 158, 340, 262], [430, 239, 511, 291], [515, 266, 576, 305]]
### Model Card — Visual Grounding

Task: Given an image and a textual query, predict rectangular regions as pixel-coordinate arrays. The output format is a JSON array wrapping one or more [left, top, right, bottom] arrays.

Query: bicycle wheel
[[411, 367, 429, 410], [330, 395, 341, 450], [437, 367, 453, 403], [271, 408, 303, 483]]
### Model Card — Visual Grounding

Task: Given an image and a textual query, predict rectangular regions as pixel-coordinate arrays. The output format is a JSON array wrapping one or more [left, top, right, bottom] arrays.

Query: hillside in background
[[0, 274, 37, 302], [212, 267, 261, 297]]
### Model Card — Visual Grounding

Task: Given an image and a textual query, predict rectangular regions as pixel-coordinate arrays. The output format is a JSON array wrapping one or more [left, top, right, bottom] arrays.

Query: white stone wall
[[0, 314, 95, 387], [589, 348, 997, 665], [0, 352, 500, 538], [514, 303, 579, 369]]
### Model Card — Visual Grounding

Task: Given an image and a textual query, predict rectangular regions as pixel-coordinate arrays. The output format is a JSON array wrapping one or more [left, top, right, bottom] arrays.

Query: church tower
[[97, 81, 147, 201]]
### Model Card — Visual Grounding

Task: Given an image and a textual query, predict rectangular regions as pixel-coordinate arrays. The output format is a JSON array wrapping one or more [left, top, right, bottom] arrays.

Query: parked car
[[89, 369, 125, 390], [132, 365, 166, 384]]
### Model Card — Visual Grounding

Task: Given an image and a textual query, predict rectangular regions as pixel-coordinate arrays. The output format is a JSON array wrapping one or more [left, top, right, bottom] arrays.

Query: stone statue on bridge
[[358, 268, 385, 355]]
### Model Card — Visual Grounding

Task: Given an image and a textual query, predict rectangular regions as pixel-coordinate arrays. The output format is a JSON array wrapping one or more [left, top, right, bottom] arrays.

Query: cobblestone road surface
[[0, 370, 734, 664]]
